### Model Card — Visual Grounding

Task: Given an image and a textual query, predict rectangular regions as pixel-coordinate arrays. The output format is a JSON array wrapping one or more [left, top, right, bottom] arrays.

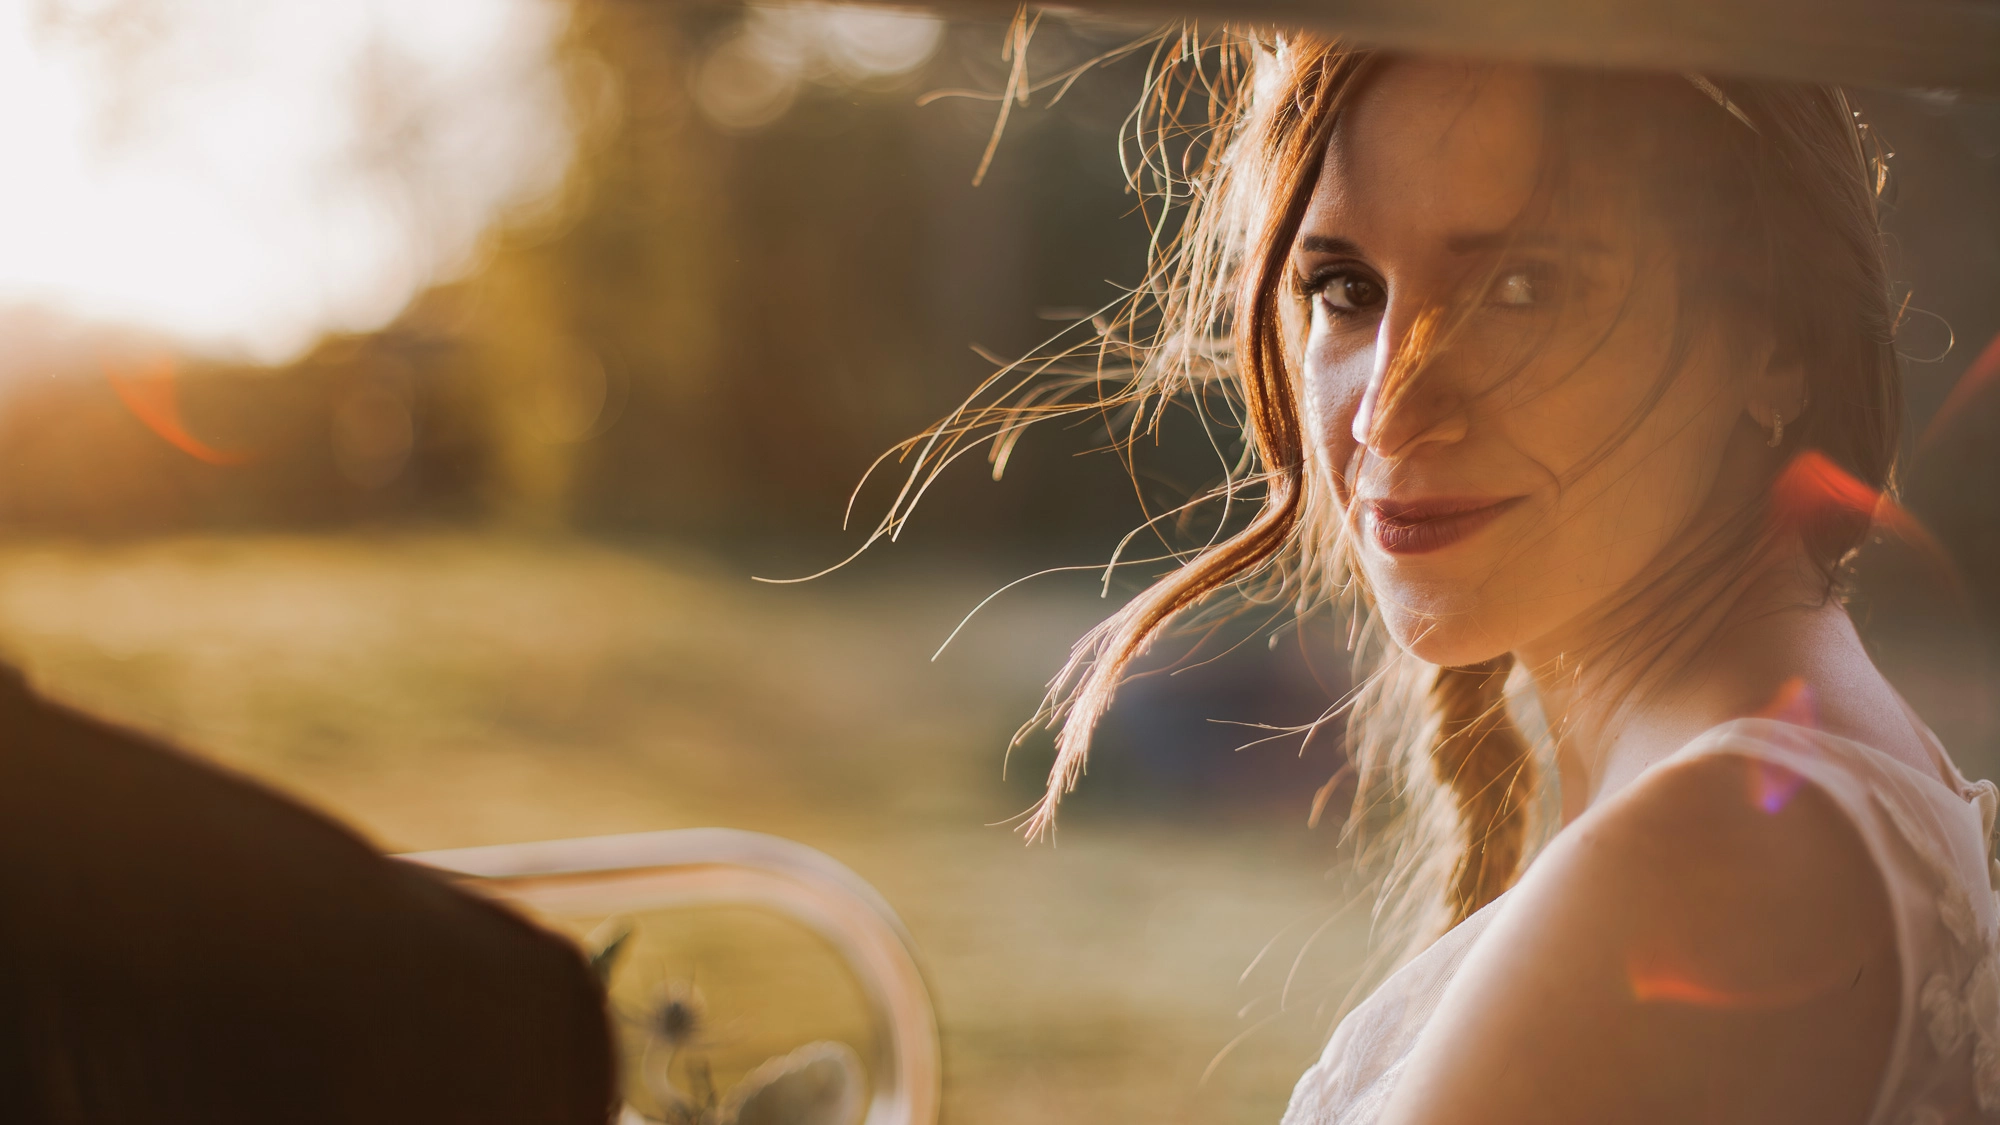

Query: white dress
[[1281, 717, 2000, 1125]]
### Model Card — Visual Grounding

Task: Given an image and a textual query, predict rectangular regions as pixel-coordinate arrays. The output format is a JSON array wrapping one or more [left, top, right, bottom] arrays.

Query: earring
[[1767, 410, 1784, 448]]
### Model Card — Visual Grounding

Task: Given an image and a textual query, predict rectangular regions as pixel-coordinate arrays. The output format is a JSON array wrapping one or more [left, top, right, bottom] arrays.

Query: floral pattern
[[1899, 773, 2000, 1120], [1924, 971, 1970, 1058]]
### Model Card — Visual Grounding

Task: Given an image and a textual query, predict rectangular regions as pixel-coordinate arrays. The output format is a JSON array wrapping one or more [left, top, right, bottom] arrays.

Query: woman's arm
[[1377, 751, 1898, 1125]]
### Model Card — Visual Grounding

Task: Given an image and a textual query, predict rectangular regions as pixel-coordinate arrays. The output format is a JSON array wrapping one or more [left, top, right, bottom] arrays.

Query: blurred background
[[0, 1, 1994, 1122]]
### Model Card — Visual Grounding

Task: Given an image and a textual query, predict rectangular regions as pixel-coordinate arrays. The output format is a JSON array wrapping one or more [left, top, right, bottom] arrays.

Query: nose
[[1349, 302, 1469, 458]]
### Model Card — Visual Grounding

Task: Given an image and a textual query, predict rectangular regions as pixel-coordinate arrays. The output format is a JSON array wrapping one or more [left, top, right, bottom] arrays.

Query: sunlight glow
[[0, 0, 576, 365]]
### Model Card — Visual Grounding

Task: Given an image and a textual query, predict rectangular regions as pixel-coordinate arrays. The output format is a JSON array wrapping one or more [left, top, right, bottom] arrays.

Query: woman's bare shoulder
[[1375, 748, 1899, 1125], [1573, 739, 1887, 916]]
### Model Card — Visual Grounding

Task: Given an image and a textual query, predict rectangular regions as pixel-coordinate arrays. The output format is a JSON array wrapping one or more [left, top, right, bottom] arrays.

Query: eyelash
[[1298, 263, 1559, 316], [1300, 266, 1383, 316]]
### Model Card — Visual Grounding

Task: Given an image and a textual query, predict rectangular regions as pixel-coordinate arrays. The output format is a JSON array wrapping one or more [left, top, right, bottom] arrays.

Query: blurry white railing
[[402, 829, 940, 1125]]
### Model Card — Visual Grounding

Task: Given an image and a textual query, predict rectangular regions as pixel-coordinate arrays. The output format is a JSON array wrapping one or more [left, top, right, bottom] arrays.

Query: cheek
[[1602, 374, 1740, 525], [1509, 354, 1742, 582], [1300, 331, 1368, 492]]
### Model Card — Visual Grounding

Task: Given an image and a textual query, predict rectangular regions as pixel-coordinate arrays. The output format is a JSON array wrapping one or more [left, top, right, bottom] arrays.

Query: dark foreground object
[[0, 666, 616, 1124]]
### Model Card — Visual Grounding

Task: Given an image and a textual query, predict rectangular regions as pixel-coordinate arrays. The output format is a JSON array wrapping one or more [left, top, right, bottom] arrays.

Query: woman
[[909, 32, 1999, 1125]]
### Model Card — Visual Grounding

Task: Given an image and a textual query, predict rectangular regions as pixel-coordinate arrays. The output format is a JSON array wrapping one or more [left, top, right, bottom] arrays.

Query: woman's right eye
[[1312, 271, 1385, 314]]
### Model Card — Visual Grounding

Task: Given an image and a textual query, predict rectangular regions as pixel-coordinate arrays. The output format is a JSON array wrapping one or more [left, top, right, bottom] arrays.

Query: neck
[[1516, 538, 1832, 823]]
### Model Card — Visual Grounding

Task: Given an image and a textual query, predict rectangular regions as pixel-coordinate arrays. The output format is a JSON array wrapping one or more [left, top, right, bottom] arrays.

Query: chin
[[1375, 600, 1515, 669]]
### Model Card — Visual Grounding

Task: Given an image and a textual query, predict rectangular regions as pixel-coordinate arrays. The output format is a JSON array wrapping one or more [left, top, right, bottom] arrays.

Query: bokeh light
[[693, 3, 943, 132]]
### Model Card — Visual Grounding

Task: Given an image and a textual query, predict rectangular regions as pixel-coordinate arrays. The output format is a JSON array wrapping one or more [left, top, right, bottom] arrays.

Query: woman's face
[[1293, 60, 1775, 668]]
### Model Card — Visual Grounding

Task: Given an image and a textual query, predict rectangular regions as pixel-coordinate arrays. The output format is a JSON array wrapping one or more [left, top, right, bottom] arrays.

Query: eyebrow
[[1295, 230, 1609, 257], [1297, 234, 1361, 256]]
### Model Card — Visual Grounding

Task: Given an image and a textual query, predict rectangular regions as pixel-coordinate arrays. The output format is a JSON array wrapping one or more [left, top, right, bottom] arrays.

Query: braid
[[1429, 657, 1538, 925]]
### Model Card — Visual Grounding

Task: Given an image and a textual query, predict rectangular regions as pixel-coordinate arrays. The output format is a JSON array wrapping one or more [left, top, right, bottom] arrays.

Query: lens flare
[[1772, 449, 1885, 527], [1745, 678, 1817, 812], [1771, 450, 1966, 605], [1755, 676, 1820, 729], [1918, 327, 2000, 452], [104, 357, 255, 466], [1626, 952, 1831, 1010]]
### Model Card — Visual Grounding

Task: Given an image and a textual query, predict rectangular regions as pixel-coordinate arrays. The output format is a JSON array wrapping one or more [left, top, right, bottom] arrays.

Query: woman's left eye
[[1487, 267, 1549, 307]]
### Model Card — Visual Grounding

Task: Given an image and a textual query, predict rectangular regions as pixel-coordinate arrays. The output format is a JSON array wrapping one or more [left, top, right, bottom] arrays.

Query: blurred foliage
[[0, 5, 1181, 557], [0, 3, 1993, 747]]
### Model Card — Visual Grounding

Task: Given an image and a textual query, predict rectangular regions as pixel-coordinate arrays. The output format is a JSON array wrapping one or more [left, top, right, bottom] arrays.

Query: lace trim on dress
[[1897, 773, 2000, 1119]]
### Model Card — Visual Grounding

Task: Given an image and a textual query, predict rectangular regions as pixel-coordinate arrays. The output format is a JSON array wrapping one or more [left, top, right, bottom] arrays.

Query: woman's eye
[[1487, 267, 1548, 307], [1317, 273, 1385, 313]]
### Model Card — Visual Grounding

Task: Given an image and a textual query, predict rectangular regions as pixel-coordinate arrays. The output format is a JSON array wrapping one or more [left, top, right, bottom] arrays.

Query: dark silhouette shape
[[0, 665, 616, 1124]]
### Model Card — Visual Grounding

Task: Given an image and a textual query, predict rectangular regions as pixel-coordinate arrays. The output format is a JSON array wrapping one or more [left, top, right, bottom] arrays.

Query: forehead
[[1314, 60, 1548, 243]]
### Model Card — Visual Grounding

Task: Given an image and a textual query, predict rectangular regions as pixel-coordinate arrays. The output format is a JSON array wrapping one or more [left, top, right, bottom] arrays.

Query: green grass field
[[0, 534, 1370, 1125]]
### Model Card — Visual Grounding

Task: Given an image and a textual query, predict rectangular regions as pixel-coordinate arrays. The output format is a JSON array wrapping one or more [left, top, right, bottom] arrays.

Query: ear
[[1743, 332, 1807, 434]]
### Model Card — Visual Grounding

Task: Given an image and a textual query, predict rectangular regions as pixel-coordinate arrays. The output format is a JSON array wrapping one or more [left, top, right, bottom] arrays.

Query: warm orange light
[[1771, 450, 1883, 528], [1919, 328, 2000, 452], [1626, 956, 1827, 1011], [1771, 450, 1965, 604], [104, 357, 255, 466], [1628, 968, 1757, 1008]]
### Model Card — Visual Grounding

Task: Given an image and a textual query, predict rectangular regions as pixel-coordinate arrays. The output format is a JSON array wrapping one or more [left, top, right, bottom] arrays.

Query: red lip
[[1366, 496, 1523, 556]]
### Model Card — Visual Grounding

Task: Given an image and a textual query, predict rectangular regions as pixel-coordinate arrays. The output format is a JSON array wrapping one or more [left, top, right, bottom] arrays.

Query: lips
[[1366, 496, 1523, 556]]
